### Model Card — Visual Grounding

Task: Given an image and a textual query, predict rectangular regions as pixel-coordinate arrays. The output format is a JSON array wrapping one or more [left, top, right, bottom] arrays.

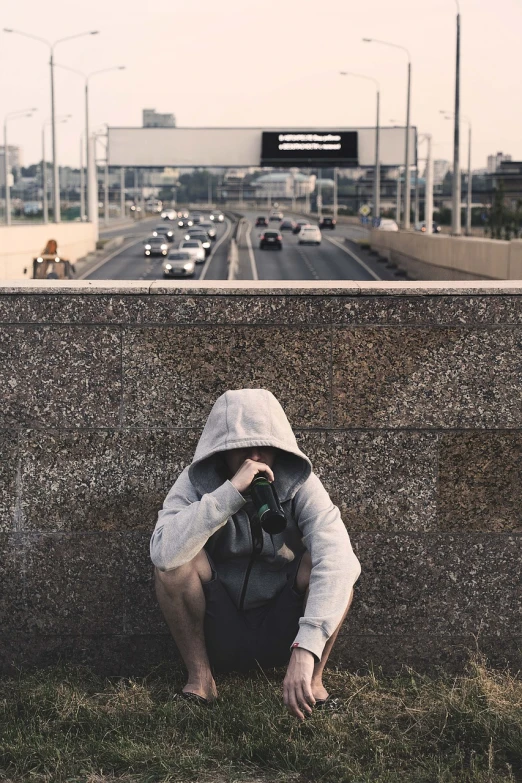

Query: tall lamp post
[[452, 0, 461, 235], [441, 109, 471, 235], [339, 71, 380, 223], [363, 37, 412, 229], [3, 28, 99, 223], [4, 108, 36, 225], [54, 64, 125, 222], [42, 115, 71, 224]]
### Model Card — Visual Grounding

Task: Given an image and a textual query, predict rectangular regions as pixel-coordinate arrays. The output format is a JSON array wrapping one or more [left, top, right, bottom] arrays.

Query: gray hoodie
[[150, 388, 361, 661]]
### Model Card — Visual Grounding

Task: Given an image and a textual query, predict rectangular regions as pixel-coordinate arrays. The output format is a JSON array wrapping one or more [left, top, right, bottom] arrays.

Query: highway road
[[82, 215, 234, 281], [237, 210, 400, 282], [81, 208, 404, 282]]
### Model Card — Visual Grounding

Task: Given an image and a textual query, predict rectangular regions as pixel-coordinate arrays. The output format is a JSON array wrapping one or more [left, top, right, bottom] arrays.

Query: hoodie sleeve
[[290, 472, 361, 662], [150, 467, 247, 571]]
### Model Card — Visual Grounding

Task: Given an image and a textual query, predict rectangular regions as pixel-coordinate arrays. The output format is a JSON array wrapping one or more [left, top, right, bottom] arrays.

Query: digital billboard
[[261, 131, 358, 167]]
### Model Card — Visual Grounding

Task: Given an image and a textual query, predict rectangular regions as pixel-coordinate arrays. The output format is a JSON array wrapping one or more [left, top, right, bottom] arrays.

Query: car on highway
[[280, 219, 296, 232], [210, 210, 225, 222], [184, 230, 211, 256], [153, 225, 174, 241], [319, 217, 336, 230], [378, 218, 399, 232], [144, 236, 169, 257], [415, 221, 442, 233], [161, 209, 177, 221], [190, 212, 202, 224], [179, 238, 206, 263], [178, 210, 190, 218], [162, 251, 195, 278], [259, 230, 282, 250], [269, 211, 284, 222], [198, 220, 217, 239], [255, 216, 268, 227], [178, 217, 194, 228], [298, 225, 322, 245], [292, 219, 309, 235]]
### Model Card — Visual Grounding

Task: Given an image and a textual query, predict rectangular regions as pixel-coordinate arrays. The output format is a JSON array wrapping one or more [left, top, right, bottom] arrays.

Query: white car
[[378, 218, 399, 232], [298, 225, 322, 245], [163, 251, 195, 278], [179, 239, 205, 264]]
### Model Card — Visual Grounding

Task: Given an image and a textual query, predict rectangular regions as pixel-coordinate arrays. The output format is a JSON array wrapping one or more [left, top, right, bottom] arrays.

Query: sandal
[[177, 691, 212, 706], [315, 696, 343, 711]]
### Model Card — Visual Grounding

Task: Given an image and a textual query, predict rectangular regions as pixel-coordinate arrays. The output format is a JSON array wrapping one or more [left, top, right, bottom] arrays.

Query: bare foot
[[311, 681, 329, 702], [183, 674, 218, 702]]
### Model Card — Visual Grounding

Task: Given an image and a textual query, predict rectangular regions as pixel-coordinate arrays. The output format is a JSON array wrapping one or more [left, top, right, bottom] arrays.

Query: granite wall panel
[[332, 326, 522, 428], [122, 326, 331, 428], [0, 286, 520, 676]]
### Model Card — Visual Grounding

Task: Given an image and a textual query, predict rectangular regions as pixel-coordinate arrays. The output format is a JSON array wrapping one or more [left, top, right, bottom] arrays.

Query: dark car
[[198, 220, 217, 240], [255, 216, 268, 227], [292, 219, 309, 235], [259, 230, 282, 250], [153, 225, 174, 241], [319, 217, 336, 230], [280, 219, 296, 232], [144, 235, 169, 257]]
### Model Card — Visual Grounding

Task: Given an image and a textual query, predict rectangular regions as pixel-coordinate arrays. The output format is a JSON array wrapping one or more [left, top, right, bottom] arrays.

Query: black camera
[[250, 474, 286, 534]]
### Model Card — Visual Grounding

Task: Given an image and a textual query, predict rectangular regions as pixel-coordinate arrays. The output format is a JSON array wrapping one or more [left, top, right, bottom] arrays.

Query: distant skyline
[[2, 0, 521, 170]]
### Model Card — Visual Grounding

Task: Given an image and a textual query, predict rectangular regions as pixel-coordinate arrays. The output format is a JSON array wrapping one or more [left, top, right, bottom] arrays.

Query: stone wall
[[1, 279, 521, 677]]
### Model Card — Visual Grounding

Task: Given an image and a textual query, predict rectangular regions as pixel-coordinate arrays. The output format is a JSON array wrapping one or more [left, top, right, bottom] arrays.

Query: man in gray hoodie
[[151, 389, 361, 722]]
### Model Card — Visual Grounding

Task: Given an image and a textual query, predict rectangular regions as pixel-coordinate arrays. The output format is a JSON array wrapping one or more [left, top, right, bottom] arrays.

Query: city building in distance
[[142, 109, 176, 128]]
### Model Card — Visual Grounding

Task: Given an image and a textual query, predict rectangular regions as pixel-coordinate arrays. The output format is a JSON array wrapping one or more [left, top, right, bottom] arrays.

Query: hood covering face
[[188, 389, 312, 503]]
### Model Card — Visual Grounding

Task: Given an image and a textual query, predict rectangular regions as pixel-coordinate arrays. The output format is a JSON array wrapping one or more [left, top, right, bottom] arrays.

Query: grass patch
[[0, 650, 520, 782]]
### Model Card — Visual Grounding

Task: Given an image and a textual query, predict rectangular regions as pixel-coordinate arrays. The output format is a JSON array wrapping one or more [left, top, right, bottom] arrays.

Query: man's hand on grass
[[283, 648, 316, 721]]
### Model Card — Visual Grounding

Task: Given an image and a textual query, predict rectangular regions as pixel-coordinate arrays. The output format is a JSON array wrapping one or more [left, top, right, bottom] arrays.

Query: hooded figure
[[151, 389, 361, 710]]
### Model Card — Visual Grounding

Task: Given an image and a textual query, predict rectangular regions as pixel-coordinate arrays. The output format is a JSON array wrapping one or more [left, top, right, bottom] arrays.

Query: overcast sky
[[2, 0, 521, 170]]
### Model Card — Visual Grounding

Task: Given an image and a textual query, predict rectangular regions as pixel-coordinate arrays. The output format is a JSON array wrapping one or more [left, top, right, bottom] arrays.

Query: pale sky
[[2, 0, 521, 170]]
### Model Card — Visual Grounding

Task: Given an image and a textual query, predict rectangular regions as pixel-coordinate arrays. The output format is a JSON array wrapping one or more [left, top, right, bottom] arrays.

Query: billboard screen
[[107, 127, 415, 168], [261, 131, 358, 167]]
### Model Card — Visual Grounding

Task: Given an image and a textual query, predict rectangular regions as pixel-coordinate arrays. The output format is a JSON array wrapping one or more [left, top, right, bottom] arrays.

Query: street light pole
[[339, 71, 380, 223], [3, 28, 99, 223], [3, 108, 35, 225], [363, 38, 412, 229], [441, 108, 471, 235], [42, 126, 48, 224], [54, 64, 125, 222], [453, 4, 461, 235]]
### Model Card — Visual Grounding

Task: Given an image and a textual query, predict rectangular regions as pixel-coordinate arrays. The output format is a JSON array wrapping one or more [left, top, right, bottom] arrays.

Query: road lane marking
[[199, 217, 233, 280], [324, 235, 381, 280], [77, 237, 145, 280], [296, 247, 319, 280], [245, 221, 259, 280]]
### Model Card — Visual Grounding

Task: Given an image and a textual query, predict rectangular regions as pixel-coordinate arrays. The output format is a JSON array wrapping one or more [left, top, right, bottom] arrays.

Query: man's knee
[[154, 549, 213, 590]]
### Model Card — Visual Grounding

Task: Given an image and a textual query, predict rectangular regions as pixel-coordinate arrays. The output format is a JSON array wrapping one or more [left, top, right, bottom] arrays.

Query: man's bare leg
[[154, 550, 218, 702], [294, 551, 355, 701]]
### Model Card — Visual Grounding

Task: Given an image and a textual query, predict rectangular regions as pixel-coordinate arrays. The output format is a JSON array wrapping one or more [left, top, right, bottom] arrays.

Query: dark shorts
[[202, 550, 307, 674]]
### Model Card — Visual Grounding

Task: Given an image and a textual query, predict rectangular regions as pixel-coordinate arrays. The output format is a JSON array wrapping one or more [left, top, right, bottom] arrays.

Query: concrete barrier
[[0, 222, 98, 279], [370, 229, 522, 280], [0, 280, 521, 677]]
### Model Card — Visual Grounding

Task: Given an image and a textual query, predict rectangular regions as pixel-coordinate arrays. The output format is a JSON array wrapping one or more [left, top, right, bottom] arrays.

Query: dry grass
[[0, 648, 520, 783]]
